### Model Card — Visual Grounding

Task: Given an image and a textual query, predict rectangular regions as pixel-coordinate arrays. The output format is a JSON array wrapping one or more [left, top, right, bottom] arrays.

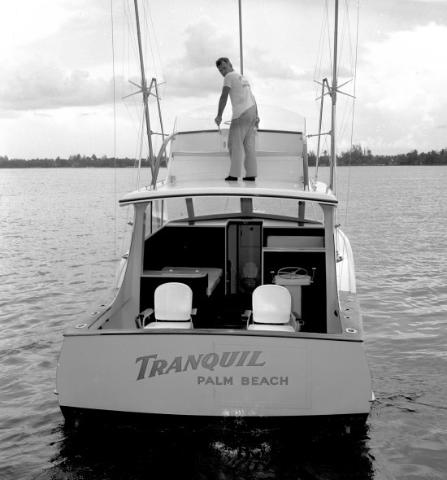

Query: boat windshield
[[173, 104, 306, 133], [152, 195, 323, 225]]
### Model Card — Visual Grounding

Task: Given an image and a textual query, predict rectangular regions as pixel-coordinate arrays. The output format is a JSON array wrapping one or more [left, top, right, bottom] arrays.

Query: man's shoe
[[243, 176, 256, 181], [225, 176, 238, 181]]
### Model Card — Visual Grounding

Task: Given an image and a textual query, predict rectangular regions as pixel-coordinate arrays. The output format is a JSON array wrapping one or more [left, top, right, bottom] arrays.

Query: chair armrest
[[242, 310, 252, 328], [135, 308, 154, 329], [289, 313, 303, 332]]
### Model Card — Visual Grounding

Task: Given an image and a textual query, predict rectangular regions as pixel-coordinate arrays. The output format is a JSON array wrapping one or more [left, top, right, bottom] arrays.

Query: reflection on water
[[39, 418, 374, 480]]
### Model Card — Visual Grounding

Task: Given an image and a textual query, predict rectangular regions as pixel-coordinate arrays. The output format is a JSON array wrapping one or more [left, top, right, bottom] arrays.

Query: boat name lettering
[[135, 350, 266, 380]]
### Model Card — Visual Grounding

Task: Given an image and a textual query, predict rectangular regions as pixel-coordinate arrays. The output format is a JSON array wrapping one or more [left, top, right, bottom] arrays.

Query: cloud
[[361, 23, 447, 110], [0, 0, 124, 113], [355, 22, 447, 152], [161, 18, 235, 98], [0, 59, 124, 110], [183, 20, 237, 69], [245, 45, 308, 81], [163, 18, 306, 99]]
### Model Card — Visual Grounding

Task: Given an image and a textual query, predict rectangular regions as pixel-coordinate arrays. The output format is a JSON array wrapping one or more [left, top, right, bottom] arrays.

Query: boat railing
[[152, 132, 176, 187]]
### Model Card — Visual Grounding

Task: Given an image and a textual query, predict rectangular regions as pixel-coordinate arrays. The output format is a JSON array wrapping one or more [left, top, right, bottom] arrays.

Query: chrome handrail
[[151, 133, 176, 188]]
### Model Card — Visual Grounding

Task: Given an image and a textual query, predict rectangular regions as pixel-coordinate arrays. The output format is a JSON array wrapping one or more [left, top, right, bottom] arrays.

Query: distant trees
[[0, 154, 166, 168], [307, 145, 447, 166], [0, 148, 446, 167], [337, 145, 373, 165]]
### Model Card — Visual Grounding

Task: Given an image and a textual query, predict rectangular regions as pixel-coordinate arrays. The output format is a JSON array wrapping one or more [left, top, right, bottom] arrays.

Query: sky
[[0, 0, 446, 159]]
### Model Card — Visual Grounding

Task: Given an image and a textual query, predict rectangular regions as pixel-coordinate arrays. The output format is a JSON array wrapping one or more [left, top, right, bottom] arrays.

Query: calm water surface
[[1, 166, 446, 479]]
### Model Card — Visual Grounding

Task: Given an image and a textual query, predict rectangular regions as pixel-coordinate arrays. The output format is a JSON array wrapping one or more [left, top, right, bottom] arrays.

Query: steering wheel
[[277, 267, 308, 279]]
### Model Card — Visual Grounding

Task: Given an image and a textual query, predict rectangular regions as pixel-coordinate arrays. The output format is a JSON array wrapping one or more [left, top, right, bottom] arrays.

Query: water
[[1, 166, 446, 479]]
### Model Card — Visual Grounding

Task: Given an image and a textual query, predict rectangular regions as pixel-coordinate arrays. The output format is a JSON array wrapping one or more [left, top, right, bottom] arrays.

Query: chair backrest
[[154, 282, 193, 321], [252, 285, 292, 325]]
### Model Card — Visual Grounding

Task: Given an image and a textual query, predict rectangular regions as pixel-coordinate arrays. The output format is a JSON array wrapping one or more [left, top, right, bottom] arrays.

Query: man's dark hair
[[216, 57, 232, 67]]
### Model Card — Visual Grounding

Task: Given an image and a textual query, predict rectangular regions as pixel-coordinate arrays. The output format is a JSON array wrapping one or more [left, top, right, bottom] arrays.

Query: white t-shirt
[[223, 71, 255, 119]]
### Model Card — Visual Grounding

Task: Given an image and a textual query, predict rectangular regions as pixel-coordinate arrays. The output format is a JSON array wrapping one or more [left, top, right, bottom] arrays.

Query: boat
[[56, 0, 372, 426]]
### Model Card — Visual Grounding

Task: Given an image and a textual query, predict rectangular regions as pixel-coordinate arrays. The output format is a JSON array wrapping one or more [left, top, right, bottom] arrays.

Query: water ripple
[[1, 167, 447, 480]]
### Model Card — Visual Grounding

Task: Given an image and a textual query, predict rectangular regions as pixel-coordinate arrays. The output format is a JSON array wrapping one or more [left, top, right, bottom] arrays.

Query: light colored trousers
[[228, 105, 257, 177]]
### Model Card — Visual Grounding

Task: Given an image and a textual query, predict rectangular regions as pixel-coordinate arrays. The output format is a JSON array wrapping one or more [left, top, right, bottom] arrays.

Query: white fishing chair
[[145, 282, 194, 329], [248, 284, 296, 332]]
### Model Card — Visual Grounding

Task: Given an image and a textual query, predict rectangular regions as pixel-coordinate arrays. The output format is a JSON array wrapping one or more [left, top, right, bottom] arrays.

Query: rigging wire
[[314, 2, 333, 91], [125, 0, 140, 71], [142, 1, 159, 80], [313, 0, 335, 186], [344, 0, 360, 228], [146, 0, 167, 113], [336, 0, 355, 148], [110, 0, 118, 258], [326, 0, 333, 80], [136, 107, 145, 189], [142, 0, 159, 186], [122, 1, 144, 164], [112, 1, 144, 259], [122, 0, 149, 188], [313, 4, 326, 89], [312, 0, 360, 202], [121, 0, 165, 188], [147, 2, 165, 88]]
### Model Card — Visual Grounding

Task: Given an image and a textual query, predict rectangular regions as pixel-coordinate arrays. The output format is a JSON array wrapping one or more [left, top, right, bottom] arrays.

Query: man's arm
[[215, 86, 230, 126]]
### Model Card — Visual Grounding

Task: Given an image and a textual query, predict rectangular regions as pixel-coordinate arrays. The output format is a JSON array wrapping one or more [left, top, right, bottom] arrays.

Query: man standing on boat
[[214, 57, 259, 181]]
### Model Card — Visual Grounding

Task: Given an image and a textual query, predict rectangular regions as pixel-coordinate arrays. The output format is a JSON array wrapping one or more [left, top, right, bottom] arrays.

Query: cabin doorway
[[226, 221, 262, 298]]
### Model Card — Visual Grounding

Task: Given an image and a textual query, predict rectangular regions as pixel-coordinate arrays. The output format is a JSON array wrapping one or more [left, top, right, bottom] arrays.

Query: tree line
[[1, 146, 447, 167], [308, 145, 447, 166], [0, 154, 163, 168]]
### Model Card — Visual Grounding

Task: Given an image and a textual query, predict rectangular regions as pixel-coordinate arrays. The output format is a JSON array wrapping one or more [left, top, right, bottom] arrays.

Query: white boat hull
[[57, 331, 371, 418]]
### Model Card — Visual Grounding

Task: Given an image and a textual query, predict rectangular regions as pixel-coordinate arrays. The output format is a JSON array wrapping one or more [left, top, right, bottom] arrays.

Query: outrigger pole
[[308, 0, 344, 191], [238, 0, 244, 74], [133, 0, 155, 179], [329, 0, 339, 193]]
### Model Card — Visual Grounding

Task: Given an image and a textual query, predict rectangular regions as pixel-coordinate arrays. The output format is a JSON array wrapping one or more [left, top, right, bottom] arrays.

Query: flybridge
[[118, 124, 323, 205], [163, 128, 308, 191]]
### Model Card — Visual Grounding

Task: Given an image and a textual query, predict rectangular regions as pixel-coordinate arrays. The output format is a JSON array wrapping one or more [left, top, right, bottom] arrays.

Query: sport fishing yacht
[[56, 0, 372, 425]]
